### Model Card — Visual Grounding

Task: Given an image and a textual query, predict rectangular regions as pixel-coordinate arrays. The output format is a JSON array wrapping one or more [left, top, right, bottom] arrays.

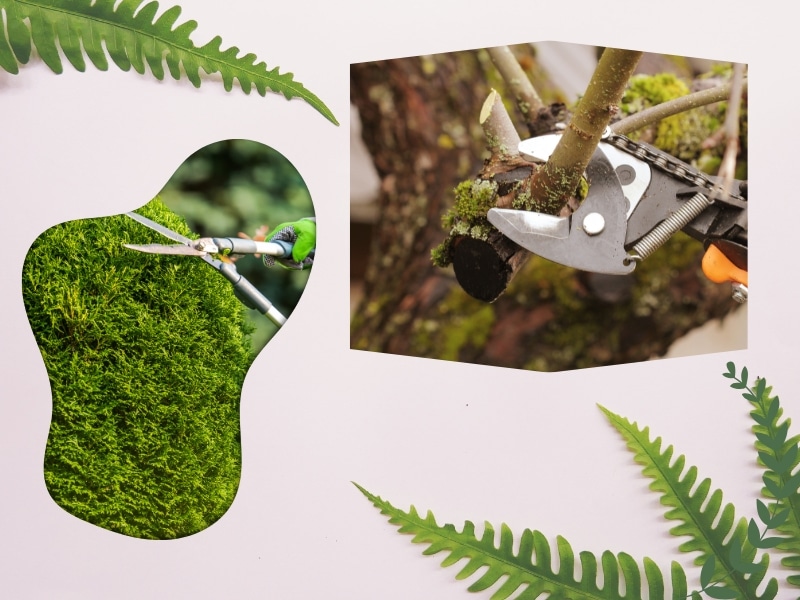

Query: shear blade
[[487, 148, 636, 275], [123, 243, 206, 256], [488, 208, 569, 239]]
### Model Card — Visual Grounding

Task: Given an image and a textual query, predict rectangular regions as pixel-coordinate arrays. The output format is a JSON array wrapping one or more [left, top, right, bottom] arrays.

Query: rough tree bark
[[350, 47, 742, 372]]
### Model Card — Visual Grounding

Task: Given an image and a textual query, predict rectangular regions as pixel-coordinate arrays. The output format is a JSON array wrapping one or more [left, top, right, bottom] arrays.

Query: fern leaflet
[[354, 482, 692, 600], [724, 364, 800, 587], [0, 0, 338, 124], [599, 406, 778, 600]]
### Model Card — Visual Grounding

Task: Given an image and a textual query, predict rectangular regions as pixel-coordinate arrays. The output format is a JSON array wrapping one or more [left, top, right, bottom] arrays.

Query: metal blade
[[488, 149, 636, 275], [124, 210, 287, 326], [125, 211, 194, 245], [123, 243, 206, 256], [488, 208, 569, 239]]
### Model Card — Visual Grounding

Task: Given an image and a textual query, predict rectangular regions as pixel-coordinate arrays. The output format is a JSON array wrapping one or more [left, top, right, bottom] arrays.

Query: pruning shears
[[487, 129, 748, 302], [123, 211, 289, 326]]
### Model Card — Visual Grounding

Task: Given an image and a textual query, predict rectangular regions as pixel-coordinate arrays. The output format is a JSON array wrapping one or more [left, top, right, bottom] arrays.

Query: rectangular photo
[[350, 43, 748, 371]]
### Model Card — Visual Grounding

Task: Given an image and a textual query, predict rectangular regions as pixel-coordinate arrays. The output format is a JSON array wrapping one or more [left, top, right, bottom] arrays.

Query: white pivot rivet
[[582, 213, 605, 236]]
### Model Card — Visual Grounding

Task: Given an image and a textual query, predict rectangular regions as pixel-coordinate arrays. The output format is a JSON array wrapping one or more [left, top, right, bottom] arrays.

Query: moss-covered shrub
[[22, 198, 254, 539]]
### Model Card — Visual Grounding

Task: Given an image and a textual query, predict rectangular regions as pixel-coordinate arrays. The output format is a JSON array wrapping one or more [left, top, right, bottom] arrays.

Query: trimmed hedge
[[22, 198, 254, 539]]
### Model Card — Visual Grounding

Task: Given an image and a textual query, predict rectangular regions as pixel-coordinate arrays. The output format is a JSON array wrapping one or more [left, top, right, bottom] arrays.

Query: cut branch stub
[[441, 89, 536, 302], [452, 233, 530, 303], [480, 89, 521, 162], [486, 46, 544, 124], [446, 162, 533, 302]]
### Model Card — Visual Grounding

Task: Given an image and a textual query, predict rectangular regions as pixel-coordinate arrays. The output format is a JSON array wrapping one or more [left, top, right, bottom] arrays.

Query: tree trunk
[[350, 49, 741, 372]]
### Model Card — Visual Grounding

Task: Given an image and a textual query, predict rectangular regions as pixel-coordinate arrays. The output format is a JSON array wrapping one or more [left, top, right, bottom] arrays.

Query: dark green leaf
[[783, 470, 800, 495], [763, 476, 790, 500], [777, 446, 799, 474], [755, 378, 767, 401], [775, 422, 790, 447], [756, 500, 771, 526], [700, 555, 717, 588], [747, 518, 763, 546], [755, 536, 786, 549], [729, 539, 762, 574], [705, 584, 741, 599], [769, 508, 790, 529], [766, 395, 780, 421], [759, 451, 781, 473], [755, 431, 776, 448]]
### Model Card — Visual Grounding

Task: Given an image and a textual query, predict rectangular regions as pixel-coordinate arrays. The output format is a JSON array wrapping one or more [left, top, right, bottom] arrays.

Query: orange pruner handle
[[702, 244, 748, 286]]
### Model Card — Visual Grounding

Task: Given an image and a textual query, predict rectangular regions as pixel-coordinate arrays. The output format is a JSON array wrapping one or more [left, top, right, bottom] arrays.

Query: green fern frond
[[0, 0, 338, 124], [354, 482, 691, 600], [739, 377, 800, 587], [599, 406, 778, 600]]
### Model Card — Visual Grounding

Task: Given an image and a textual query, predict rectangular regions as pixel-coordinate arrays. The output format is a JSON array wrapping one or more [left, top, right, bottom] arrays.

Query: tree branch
[[528, 48, 642, 214], [716, 64, 746, 198], [447, 49, 642, 301], [486, 46, 544, 124], [480, 88, 522, 163], [611, 78, 748, 136]]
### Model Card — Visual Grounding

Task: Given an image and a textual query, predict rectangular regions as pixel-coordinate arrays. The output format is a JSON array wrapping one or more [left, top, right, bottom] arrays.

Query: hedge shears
[[488, 129, 748, 302], [123, 211, 290, 326]]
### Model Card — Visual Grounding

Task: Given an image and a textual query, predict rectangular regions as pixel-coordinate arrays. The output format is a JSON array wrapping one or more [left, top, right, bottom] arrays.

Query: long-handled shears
[[124, 211, 289, 327]]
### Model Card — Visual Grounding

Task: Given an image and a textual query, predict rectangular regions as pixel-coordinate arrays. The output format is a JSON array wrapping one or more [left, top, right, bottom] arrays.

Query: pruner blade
[[123, 243, 208, 256], [487, 149, 635, 275]]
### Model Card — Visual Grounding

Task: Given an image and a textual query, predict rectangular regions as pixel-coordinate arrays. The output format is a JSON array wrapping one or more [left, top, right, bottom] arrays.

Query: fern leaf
[[599, 406, 778, 600], [0, 0, 338, 124], [354, 482, 690, 600], [747, 383, 800, 587]]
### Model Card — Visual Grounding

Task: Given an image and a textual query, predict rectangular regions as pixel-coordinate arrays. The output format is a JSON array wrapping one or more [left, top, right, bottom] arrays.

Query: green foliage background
[[23, 199, 254, 539], [158, 139, 315, 352]]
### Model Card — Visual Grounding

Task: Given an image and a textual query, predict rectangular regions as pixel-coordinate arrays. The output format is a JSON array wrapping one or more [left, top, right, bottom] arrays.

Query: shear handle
[[216, 262, 287, 326], [206, 238, 294, 257]]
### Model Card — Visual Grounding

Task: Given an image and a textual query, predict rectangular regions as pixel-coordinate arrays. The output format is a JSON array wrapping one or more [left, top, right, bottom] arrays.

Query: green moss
[[512, 190, 532, 210], [619, 71, 746, 176], [619, 73, 711, 161], [22, 198, 254, 539], [411, 288, 495, 361], [431, 237, 453, 268], [432, 178, 499, 268], [452, 178, 498, 221], [621, 73, 690, 113]]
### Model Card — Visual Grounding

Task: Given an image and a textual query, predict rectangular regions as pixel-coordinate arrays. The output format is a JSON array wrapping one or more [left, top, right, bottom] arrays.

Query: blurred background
[[159, 139, 315, 352]]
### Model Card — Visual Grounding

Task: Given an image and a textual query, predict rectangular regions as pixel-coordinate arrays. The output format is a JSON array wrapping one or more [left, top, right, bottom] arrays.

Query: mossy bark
[[351, 52, 490, 353]]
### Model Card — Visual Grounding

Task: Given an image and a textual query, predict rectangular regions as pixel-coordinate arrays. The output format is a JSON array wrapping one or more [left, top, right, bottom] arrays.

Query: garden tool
[[123, 211, 288, 326], [487, 128, 748, 303]]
